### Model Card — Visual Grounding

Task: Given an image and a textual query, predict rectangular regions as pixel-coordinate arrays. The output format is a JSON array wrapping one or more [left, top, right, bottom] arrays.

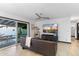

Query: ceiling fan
[[35, 13, 50, 20]]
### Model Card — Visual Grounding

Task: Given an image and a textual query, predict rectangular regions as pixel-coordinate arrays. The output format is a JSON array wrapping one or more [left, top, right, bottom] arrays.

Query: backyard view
[[0, 20, 16, 48]]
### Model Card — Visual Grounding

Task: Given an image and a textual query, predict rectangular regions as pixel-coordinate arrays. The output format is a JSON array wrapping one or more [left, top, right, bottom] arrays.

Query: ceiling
[[0, 3, 79, 20]]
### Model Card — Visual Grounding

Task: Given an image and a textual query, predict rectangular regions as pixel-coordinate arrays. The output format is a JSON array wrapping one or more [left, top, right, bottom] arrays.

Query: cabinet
[[41, 34, 58, 42]]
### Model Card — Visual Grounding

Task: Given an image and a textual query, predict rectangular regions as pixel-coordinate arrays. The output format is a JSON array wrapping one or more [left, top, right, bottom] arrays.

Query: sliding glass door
[[0, 17, 30, 48], [0, 18, 16, 48]]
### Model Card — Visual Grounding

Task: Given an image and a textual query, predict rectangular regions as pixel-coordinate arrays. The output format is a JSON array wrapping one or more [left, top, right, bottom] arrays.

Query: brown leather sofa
[[20, 38, 57, 56]]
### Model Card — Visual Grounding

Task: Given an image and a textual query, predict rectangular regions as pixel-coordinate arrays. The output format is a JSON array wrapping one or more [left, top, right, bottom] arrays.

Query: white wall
[[35, 17, 71, 42]]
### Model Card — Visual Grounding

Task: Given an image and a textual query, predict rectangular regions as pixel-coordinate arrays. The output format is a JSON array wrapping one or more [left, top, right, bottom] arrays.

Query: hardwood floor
[[57, 37, 79, 56], [0, 38, 79, 56], [0, 44, 42, 56]]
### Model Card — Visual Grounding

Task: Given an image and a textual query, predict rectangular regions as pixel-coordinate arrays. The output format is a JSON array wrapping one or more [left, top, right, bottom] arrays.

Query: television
[[43, 24, 58, 33]]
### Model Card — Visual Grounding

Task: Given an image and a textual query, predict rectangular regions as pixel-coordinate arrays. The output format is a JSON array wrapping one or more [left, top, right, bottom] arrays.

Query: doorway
[[17, 22, 30, 43], [71, 22, 76, 41], [77, 23, 79, 40]]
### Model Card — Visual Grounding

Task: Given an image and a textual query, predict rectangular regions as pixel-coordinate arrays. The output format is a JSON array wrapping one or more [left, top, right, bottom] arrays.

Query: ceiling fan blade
[[35, 17, 41, 20], [41, 17, 50, 19], [35, 13, 50, 20], [35, 13, 41, 18]]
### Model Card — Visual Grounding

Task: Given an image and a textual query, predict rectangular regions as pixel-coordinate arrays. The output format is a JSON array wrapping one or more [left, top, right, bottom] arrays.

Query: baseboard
[[58, 41, 71, 44]]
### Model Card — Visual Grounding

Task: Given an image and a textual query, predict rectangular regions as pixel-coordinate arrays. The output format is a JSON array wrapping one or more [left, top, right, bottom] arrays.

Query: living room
[[0, 3, 79, 57]]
